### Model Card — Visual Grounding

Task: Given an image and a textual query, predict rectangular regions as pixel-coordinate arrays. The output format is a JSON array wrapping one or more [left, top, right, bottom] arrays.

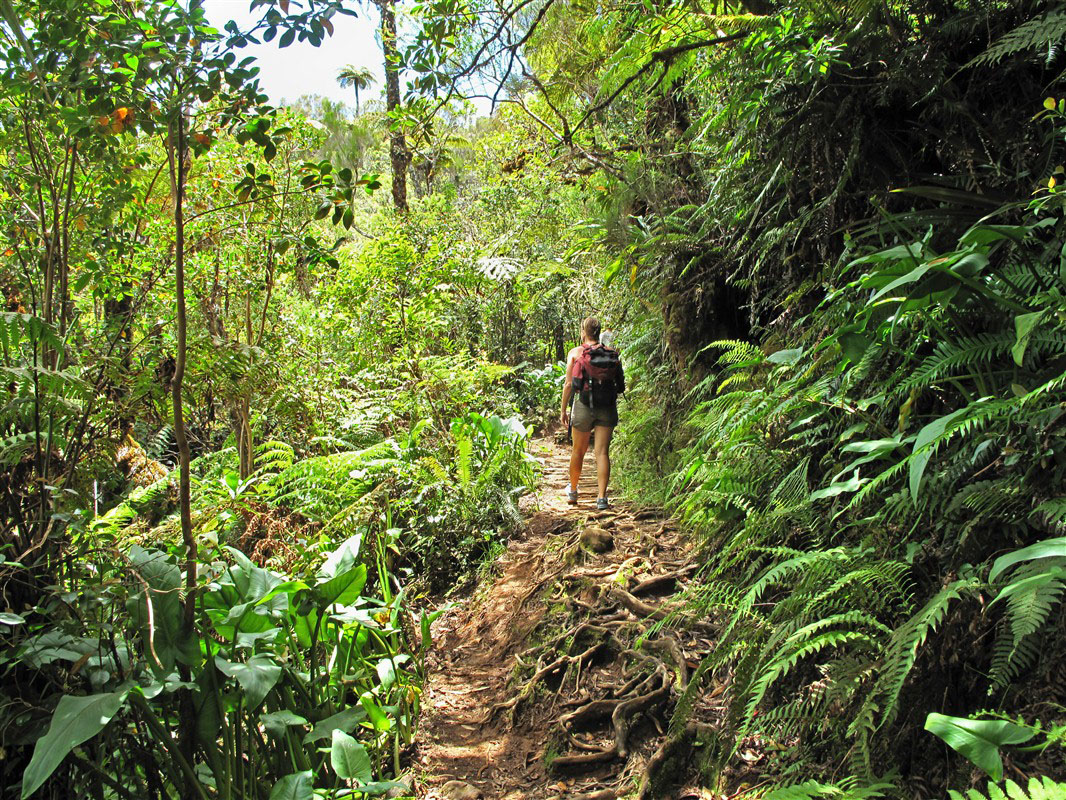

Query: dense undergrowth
[[0, 1, 589, 794], [600, 3, 1066, 796], [5, 0, 1066, 795]]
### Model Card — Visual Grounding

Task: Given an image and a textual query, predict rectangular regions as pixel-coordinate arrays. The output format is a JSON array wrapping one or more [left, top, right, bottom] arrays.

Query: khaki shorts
[[571, 399, 618, 432]]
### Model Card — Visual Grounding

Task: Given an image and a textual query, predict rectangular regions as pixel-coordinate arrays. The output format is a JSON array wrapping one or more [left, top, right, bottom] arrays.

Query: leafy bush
[[4, 534, 423, 799]]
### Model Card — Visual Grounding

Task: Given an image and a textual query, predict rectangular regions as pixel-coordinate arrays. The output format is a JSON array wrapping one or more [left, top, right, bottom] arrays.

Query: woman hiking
[[559, 317, 624, 509]]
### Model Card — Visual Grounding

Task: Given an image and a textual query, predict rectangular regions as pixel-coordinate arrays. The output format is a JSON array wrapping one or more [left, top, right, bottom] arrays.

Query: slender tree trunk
[[377, 0, 409, 212], [168, 110, 198, 795], [168, 113, 195, 628]]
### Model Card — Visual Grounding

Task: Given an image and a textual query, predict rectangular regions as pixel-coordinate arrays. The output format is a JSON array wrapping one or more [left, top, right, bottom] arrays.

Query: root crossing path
[[415, 433, 714, 800]]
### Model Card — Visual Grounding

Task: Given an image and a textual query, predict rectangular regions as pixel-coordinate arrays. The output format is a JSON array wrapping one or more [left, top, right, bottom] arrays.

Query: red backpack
[[572, 343, 623, 408]]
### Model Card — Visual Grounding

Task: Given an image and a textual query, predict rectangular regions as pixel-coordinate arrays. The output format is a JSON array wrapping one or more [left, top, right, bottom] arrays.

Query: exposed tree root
[[637, 722, 717, 799], [608, 584, 670, 621], [570, 790, 617, 800], [420, 436, 715, 799], [631, 565, 696, 596], [498, 539, 717, 791]]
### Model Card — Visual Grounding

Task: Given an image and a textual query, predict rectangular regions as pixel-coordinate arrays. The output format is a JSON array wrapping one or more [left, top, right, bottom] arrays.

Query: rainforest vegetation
[[1, 0, 1066, 797]]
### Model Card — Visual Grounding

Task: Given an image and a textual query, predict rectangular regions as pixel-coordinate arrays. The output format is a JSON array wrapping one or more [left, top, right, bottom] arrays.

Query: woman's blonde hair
[[582, 317, 601, 341]]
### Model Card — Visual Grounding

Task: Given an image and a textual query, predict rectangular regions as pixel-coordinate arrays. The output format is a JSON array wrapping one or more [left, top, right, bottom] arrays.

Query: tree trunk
[[168, 110, 199, 796], [168, 114, 195, 628], [377, 0, 409, 212]]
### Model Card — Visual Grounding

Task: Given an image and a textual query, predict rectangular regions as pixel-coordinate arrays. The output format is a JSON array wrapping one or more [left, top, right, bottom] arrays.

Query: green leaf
[[375, 654, 409, 690], [603, 255, 624, 285], [841, 438, 904, 454], [269, 771, 313, 800], [0, 611, 25, 625], [319, 534, 363, 579], [224, 470, 239, 492], [868, 263, 931, 303], [126, 546, 195, 673], [358, 781, 409, 796], [303, 706, 367, 744], [360, 691, 392, 731], [22, 693, 126, 798], [924, 713, 1033, 781], [810, 471, 865, 501], [1012, 312, 1044, 367], [839, 331, 871, 362], [315, 564, 367, 607], [278, 28, 295, 47], [214, 655, 282, 708], [261, 710, 308, 738], [990, 537, 1066, 581], [331, 729, 373, 783], [909, 406, 971, 503], [767, 347, 803, 365], [990, 567, 1066, 606]]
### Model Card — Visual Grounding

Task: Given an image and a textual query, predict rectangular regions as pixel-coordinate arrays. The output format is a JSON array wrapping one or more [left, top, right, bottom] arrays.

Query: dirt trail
[[415, 433, 713, 800]]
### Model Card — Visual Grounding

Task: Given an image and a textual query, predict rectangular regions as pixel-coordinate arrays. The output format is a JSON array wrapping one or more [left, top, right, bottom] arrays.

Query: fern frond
[[968, 10, 1066, 68], [950, 777, 1066, 800], [871, 578, 978, 729]]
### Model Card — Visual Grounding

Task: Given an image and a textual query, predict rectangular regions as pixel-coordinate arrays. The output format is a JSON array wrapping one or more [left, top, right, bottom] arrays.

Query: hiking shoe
[[567, 489, 578, 505], [596, 497, 609, 511]]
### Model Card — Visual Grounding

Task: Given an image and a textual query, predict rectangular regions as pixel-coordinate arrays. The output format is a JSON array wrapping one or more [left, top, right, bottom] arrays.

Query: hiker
[[559, 316, 624, 510]]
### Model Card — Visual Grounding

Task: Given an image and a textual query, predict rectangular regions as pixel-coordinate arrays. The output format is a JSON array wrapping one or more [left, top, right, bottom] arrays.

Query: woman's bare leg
[[593, 425, 614, 499], [570, 428, 591, 493]]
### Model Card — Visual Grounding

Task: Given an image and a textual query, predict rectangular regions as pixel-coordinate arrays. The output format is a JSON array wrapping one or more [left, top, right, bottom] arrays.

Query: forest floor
[[414, 430, 719, 800]]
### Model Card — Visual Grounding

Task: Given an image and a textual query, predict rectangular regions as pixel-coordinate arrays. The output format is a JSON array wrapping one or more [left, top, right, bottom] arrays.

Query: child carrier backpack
[[572, 343, 623, 408]]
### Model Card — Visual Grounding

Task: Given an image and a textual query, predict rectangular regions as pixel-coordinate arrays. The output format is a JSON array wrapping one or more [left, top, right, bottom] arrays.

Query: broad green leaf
[[319, 534, 363, 579], [841, 438, 905, 454], [315, 564, 367, 608], [1012, 312, 1044, 366], [839, 331, 871, 362], [0, 611, 25, 625], [868, 263, 930, 303], [214, 655, 282, 708], [990, 537, 1066, 581], [331, 729, 373, 783], [811, 471, 865, 501], [924, 712, 1033, 781], [22, 692, 126, 798], [358, 781, 409, 796], [909, 406, 971, 503], [268, 771, 313, 800], [360, 691, 392, 731], [223, 546, 284, 601], [261, 710, 308, 738], [303, 706, 367, 744], [766, 347, 803, 365], [223, 470, 239, 492], [375, 654, 410, 690], [254, 580, 310, 609], [603, 255, 624, 285], [990, 567, 1066, 606], [127, 546, 194, 672]]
